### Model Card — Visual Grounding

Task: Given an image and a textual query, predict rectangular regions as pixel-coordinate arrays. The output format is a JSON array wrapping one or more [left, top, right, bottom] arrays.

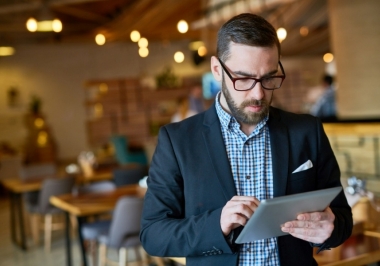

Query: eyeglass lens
[[235, 77, 283, 91]]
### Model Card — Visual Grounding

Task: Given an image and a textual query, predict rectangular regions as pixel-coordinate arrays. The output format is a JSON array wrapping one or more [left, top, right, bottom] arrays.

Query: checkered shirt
[[215, 93, 280, 265]]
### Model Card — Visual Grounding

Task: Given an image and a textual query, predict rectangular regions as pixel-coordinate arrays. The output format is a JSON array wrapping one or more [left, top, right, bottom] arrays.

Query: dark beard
[[221, 77, 271, 125]]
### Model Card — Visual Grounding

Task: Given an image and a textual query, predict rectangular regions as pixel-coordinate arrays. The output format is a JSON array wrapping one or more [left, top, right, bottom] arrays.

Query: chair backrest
[[113, 164, 148, 187], [107, 196, 144, 248], [110, 135, 147, 165], [19, 163, 57, 180], [38, 175, 75, 213], [75, 180, 116, 194]]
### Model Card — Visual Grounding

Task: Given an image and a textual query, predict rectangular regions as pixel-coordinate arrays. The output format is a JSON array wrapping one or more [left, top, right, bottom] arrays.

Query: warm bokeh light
[[277, 27, 287, 42], [130, 30, 140, 42], [300, 26, 309, 36], [34, 118, 45, 128], [95, 34, 106, 45], [139, 47, 149, 57], [0, 46, 15, 56], [174, 51, 185, 63], [52, 19, 63, 32], [94, 103, 103, 117], [138, 37, 148, 48], [189, 41, 204, 51], [99, 83, 108, 93], [26, 18, 37, 32], [27, 18, 62, 32], [37, 131, 48, 147], [177, 20, 189, 33], [323, 53, 334, 63], [198, 46, 207, 57]]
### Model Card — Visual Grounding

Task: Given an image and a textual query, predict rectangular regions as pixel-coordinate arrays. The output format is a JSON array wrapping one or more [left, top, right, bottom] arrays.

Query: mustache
[[241, 99, 267, 108]]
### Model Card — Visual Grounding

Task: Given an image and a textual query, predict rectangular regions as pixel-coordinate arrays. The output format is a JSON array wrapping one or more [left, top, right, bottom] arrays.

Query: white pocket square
[[292, 160, 313, 173]]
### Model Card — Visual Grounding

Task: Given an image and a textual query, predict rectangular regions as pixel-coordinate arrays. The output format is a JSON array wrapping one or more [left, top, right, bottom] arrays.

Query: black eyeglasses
[[218, 58, 286, 91]]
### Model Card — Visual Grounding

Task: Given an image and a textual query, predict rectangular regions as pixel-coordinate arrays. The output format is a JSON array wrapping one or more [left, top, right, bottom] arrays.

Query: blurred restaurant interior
[[0, 0, 380, 265]]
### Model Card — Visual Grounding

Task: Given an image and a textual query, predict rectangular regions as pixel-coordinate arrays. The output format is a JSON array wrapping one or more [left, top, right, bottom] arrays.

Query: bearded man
[[140, 13, 352, 266]]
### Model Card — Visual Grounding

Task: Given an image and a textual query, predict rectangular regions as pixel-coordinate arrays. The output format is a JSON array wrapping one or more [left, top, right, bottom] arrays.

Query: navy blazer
[[140, 105, 352, 266]]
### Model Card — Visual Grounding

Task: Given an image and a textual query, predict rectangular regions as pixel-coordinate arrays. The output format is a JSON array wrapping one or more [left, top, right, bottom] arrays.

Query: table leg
[[10, 192, 28, 250], [16, 193, 27, 250], [9, 192, 17, 244], [65, 212, 72, 266], [77, 216, 88, 266]]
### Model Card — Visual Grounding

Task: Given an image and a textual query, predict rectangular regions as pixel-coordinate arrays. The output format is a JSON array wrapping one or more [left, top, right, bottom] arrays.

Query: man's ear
[[210, 56, 222, 82]]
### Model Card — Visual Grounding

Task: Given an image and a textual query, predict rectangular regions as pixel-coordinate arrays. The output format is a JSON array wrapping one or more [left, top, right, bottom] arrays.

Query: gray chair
[[97, 196, 146, 266], [112, 163, 148, 187], [19, 163, 57, 211], [27, 175, 75, 252], [77, 181, 116, 266]]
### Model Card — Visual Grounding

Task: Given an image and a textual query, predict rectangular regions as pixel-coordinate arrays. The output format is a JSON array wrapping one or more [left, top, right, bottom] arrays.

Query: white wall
[[0, 41, 209, 161], [0, 41, 325, 161]]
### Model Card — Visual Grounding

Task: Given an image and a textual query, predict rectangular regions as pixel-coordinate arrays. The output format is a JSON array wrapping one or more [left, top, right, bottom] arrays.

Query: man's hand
[[281, 207, 335, 243], [220, 196, 260, 236]]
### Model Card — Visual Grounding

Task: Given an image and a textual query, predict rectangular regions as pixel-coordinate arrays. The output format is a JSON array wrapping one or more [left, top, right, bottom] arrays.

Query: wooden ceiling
[[0, 0, 330, 56]]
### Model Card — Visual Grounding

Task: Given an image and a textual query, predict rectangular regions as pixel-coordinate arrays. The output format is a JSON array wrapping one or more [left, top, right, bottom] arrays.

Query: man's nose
[[247, 82, 265, 100]]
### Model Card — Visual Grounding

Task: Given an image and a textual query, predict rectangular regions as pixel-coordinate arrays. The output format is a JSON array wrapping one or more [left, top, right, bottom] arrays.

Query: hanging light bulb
[[95, 34, 106, 45], [174, 51, 185, 63], [323, 53, 334, 63], [139, 47, 149, 57], [177, 20, 188, 33], [138, 37, 148, 48], [130, 30, 141, 42], [52, 19, 62, 32], [26, 18, 38, 32], [277, 28, 287, 43]]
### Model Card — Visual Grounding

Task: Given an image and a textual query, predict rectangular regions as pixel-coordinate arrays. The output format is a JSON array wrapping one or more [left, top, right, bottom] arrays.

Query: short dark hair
[[323, 75, 334, 86], [217, 13, 281, 61]]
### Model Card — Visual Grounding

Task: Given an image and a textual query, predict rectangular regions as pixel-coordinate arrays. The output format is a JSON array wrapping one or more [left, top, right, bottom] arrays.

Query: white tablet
[[235, 187, 342, 243]]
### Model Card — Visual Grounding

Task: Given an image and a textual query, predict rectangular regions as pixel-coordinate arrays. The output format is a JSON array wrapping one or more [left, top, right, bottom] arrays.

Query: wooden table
[[0, 169, 114, 251], [314, 220, 380, 266], [1, 177, 44, 250], [50, 184, 146, 266]]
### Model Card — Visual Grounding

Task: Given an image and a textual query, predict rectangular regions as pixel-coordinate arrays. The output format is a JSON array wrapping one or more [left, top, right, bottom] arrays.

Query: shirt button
[[246, 175, 251, 180], [246, 248, 251, 252]]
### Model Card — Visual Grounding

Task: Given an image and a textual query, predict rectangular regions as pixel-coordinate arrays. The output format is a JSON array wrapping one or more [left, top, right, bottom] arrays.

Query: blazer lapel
[[202, 106, 237, 200], [268, 107, 289, 197]]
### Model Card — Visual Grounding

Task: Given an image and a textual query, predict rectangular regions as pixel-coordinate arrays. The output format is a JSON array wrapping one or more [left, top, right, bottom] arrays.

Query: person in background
[[171, 96, 198, 123], [141, 13, 352, 266], [310, 74, 337, 121], [188, 84, 205, 113]]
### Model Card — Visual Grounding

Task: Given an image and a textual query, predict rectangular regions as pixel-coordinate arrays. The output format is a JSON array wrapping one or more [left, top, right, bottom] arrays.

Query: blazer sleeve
[[140, 126, 234, 258]]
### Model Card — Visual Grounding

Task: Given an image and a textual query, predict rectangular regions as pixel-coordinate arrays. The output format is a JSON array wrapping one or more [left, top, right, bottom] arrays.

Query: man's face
[[211, 43, 279, 126]]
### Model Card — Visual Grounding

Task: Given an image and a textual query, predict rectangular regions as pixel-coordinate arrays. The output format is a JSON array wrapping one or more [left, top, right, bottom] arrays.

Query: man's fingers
[[283, 220, 322, 229], [220, 196, 261, 235], [297, 207, 334, 221]]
